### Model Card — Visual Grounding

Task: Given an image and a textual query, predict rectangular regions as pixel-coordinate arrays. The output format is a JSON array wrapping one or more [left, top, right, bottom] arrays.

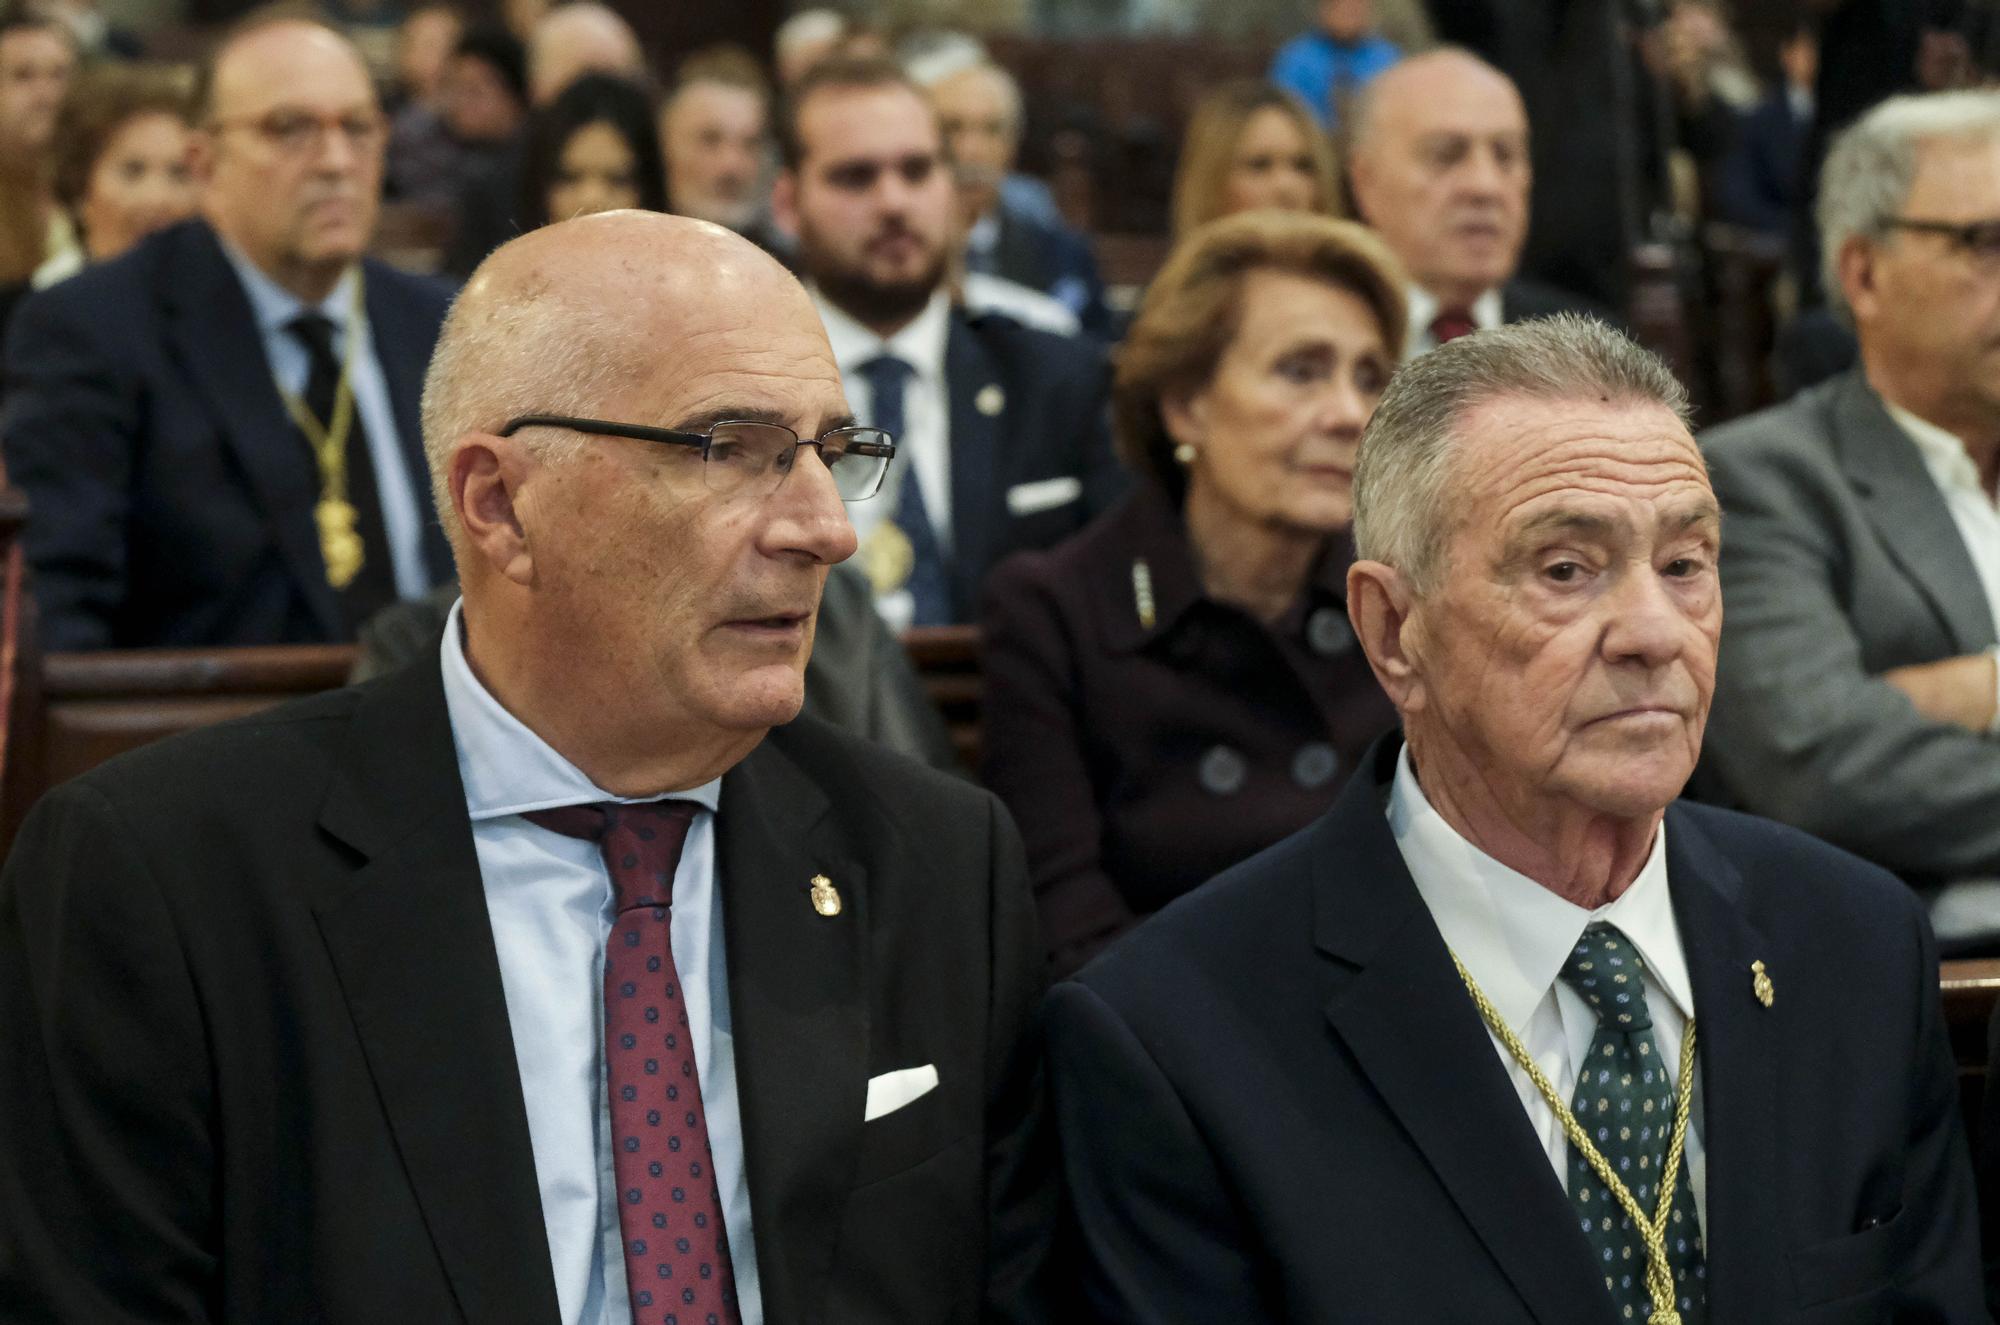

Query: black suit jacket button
[[1198, 745, 1248, 796], [1292, 743, 1339, 789], [1307, 607, 1353, 656]]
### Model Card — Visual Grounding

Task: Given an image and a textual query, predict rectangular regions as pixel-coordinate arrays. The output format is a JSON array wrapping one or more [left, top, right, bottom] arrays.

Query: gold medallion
[[809, 874, 841, 917], [1751, 959, 1774, 1008], [975, 383, 1005, 416], [857, 520, 915, 597], [315, 498, 364, 588]]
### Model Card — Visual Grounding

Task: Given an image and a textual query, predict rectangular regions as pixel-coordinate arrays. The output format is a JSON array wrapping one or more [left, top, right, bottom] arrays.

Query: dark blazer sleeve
[[980, 550, 1139, 977], [0, 781, 218, 1321], [1044, 980, 1270, 1323], [0, 287, 142, 650]]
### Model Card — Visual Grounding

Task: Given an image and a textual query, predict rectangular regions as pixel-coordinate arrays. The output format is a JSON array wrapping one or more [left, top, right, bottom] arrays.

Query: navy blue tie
[[859, 354, 953, 625]]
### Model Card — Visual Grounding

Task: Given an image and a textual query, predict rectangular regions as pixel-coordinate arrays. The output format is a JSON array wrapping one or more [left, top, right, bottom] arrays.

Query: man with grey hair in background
[[0, 210, 1056, 1323], [1046, 315, 1981, 1320], [1700, 90, 2000, 952]]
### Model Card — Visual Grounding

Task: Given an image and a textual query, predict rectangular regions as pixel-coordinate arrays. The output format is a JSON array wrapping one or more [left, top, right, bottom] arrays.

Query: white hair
[[1352, 314, 1691, 592], [774, 9, 845, 64], [1819, 89, 2000, 318]]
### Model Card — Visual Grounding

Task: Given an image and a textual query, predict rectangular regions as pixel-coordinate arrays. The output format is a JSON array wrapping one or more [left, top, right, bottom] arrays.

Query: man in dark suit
[[1046, 316, 1983, 1321], [0, 210, 1054, 1322], [771, 56, 1124, 629], [1348, 48, 1611, 359], [1700, 90, 2000, 951], [1712, 24, 1815, 238], [1, 17, 452, 650]]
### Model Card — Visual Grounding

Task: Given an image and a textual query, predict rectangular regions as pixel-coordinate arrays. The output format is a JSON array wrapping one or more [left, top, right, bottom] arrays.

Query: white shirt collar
[[437, 598, 721, 821], [1885, 398, 1988, 500], [812, 285, 951, 383], [218, 235, 360, 340], [1387, 744, 1694, 1037], [1404, 282, 1504, 355]]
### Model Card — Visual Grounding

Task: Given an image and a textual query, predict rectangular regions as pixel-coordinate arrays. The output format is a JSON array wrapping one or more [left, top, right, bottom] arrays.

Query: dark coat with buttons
[[979, 483, 1398, 976]]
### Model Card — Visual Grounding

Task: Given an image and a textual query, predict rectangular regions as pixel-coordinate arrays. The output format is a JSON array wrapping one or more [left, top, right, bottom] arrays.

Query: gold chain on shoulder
[[1450, 948, 1697, 1325]]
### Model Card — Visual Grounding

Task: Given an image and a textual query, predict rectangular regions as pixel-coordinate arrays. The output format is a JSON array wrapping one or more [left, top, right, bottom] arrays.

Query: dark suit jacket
[[937, 309, 1125, 623], [0, 219, 454, 649], [0, 656, 1053, 1323], [1046, 737, 1984, 1323], [1698, 370, 2000, 892], [982, 208, 1113, 340], [980, 482, 1396, 976], [1714, 92, 1810, 237]]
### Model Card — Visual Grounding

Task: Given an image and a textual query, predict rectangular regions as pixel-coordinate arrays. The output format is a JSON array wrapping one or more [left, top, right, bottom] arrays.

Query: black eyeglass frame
[[1883, 217, 2000, 251], [497, 413, 898, 500]]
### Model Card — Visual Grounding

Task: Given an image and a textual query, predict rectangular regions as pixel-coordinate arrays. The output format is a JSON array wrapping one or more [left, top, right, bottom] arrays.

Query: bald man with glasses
[[0, 210, 1057, 1324], [1, 14, 453, 649]]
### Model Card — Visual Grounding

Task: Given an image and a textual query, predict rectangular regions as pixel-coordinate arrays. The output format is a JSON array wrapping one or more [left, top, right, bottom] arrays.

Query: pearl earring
[[1174, 443, 1197, 466]]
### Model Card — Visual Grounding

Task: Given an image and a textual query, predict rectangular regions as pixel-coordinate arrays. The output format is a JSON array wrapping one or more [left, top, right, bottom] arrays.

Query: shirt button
[[1292, 743, 1339, 789], [1198, 744, 1248, 796], [1307, 607, 1354, 656]]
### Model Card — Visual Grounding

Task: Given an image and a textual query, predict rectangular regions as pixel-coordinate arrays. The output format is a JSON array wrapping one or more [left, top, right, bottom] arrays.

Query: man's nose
[[766, 448, 859, 565], [1602, 564, 1686, 668]]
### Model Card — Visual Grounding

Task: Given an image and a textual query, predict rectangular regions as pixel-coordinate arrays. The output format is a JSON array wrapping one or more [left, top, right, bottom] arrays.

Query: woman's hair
[[1114, 209, 1408, 494], [451, 22, 529, 108], [519, 71, 666, 228], [50, 64, 195, 214], [1170, 79, 1338, 239]]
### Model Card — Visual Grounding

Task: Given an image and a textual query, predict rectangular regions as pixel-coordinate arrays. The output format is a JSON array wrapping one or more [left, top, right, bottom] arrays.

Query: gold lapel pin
[[809, 873, 842, 918], [975, 383, 1005, 416], [1750, 959, 1774, 1008]]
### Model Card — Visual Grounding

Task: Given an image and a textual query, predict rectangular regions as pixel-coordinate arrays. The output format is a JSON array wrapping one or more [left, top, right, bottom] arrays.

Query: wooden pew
[[1942, 958, 2000, 1142]]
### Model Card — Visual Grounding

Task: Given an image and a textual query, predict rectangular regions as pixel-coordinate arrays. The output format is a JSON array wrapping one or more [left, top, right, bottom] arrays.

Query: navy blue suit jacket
[[1046, 737, 1983, 1323], [0, 220, 454, 649], [940, 310, 1124, 623]]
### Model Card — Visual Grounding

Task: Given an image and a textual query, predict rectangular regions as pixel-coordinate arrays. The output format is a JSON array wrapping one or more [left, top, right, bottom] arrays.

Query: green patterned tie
[[1558, 922, 1706, 1323]]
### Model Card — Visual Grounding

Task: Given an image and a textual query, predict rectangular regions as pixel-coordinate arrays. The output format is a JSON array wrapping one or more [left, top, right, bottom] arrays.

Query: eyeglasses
[[498, 415, 897, 501], [209, 110, 387, 159], [1884, 216, 2000, 262]]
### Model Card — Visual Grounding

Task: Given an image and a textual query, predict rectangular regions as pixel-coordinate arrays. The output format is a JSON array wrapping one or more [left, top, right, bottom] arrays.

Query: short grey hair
[[418, 277, 632, 551], [1818, 89, 2000, 317], [1352, 314, 1691, 592]]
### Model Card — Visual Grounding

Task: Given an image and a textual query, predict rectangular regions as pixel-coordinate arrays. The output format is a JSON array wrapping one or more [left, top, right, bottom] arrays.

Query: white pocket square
[[1005, 476, 1083, 517], [863, 1064, 938, 1122]]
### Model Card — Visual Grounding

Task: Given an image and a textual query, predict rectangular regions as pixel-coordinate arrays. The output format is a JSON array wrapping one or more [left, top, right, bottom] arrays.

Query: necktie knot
[[286, 311, 339, 362], [1429, 309, 1477, 345], [858, 353, 915, 398], [1559, 921, 1653, 1031], [523, 800, 700, 914]]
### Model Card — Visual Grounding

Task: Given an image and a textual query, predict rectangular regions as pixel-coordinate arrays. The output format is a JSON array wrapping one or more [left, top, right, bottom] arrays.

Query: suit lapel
[[1830, 371, 1997, 651], [363, 260, 453, 583], [311, 659, 562, 1325], [944, 316, 1002, 620], [716, 733, 868, 1323], [162, 222, 343, 638], [1314, 749, 1610, 1325], [1664, 807, 1781, 1322]]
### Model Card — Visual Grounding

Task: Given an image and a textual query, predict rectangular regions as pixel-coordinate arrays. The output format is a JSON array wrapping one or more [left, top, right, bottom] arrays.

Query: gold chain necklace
[[276, 279, 365, 590], [1450, 949, 1698, 1325]]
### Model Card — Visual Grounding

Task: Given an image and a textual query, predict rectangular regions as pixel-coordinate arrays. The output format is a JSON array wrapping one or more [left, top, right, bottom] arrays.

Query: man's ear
[[769, 168, 801, 240], [1347, 559, 1426, 715], [1837, 235, 1882, 325], [451, 433, 537, 586]]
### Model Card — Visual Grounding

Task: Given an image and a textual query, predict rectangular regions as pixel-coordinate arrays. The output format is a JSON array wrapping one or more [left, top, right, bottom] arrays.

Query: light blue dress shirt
[[219, 243, 430, 599], [437, 600, 765, 1325]]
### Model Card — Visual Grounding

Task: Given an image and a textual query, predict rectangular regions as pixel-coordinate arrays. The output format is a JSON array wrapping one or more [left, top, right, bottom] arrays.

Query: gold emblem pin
[[809, 874, 841, 917], [1750, 959, 1774, 1008], [975, 383, 1005, 416]]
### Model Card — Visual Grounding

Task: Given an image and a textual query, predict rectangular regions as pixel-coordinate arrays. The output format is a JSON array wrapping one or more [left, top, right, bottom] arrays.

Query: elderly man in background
[[0, 209, 1055, 1323], [2, 16, 452, 648], [1701, 90, 2000, 951], [1046, 315, 1983, 1320], [1347, 47, 1603, 357], [659, 49, 772, 236]]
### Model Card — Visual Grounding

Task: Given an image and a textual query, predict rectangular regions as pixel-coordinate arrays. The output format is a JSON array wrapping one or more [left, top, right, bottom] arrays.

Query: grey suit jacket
[[1699, 368, 2000, 885]]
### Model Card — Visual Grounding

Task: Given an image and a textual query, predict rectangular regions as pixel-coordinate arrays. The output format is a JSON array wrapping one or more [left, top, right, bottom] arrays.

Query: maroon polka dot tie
[[1429, 309, 1478, 345], [524, 801, 741, 1325]]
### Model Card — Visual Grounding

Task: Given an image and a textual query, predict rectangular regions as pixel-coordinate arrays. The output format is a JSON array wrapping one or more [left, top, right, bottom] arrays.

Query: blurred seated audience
[[0, 11, 76, 290], [1, 17, 453, 649], [352, 563, 959, 771], [1172, 80, 1338, 240], [444, 1, 645, 275], [520, 72, 662, 226], [1711, 20, 1816, 237], [1270, 0, 1400, 130], [771, 57, 1123, 630], [388, 4, 458, 114], [33, 0, 139, 61], [386, 23, 525, 208], [658, 46, 771, 235], [774, 8, 846, 90], [1348, 47, 1607, 358], [981, 211, 1404, 976], [910, 41, 1111, 337], [1701, 89, 2000, 952], [32, 63, 196, 289]]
